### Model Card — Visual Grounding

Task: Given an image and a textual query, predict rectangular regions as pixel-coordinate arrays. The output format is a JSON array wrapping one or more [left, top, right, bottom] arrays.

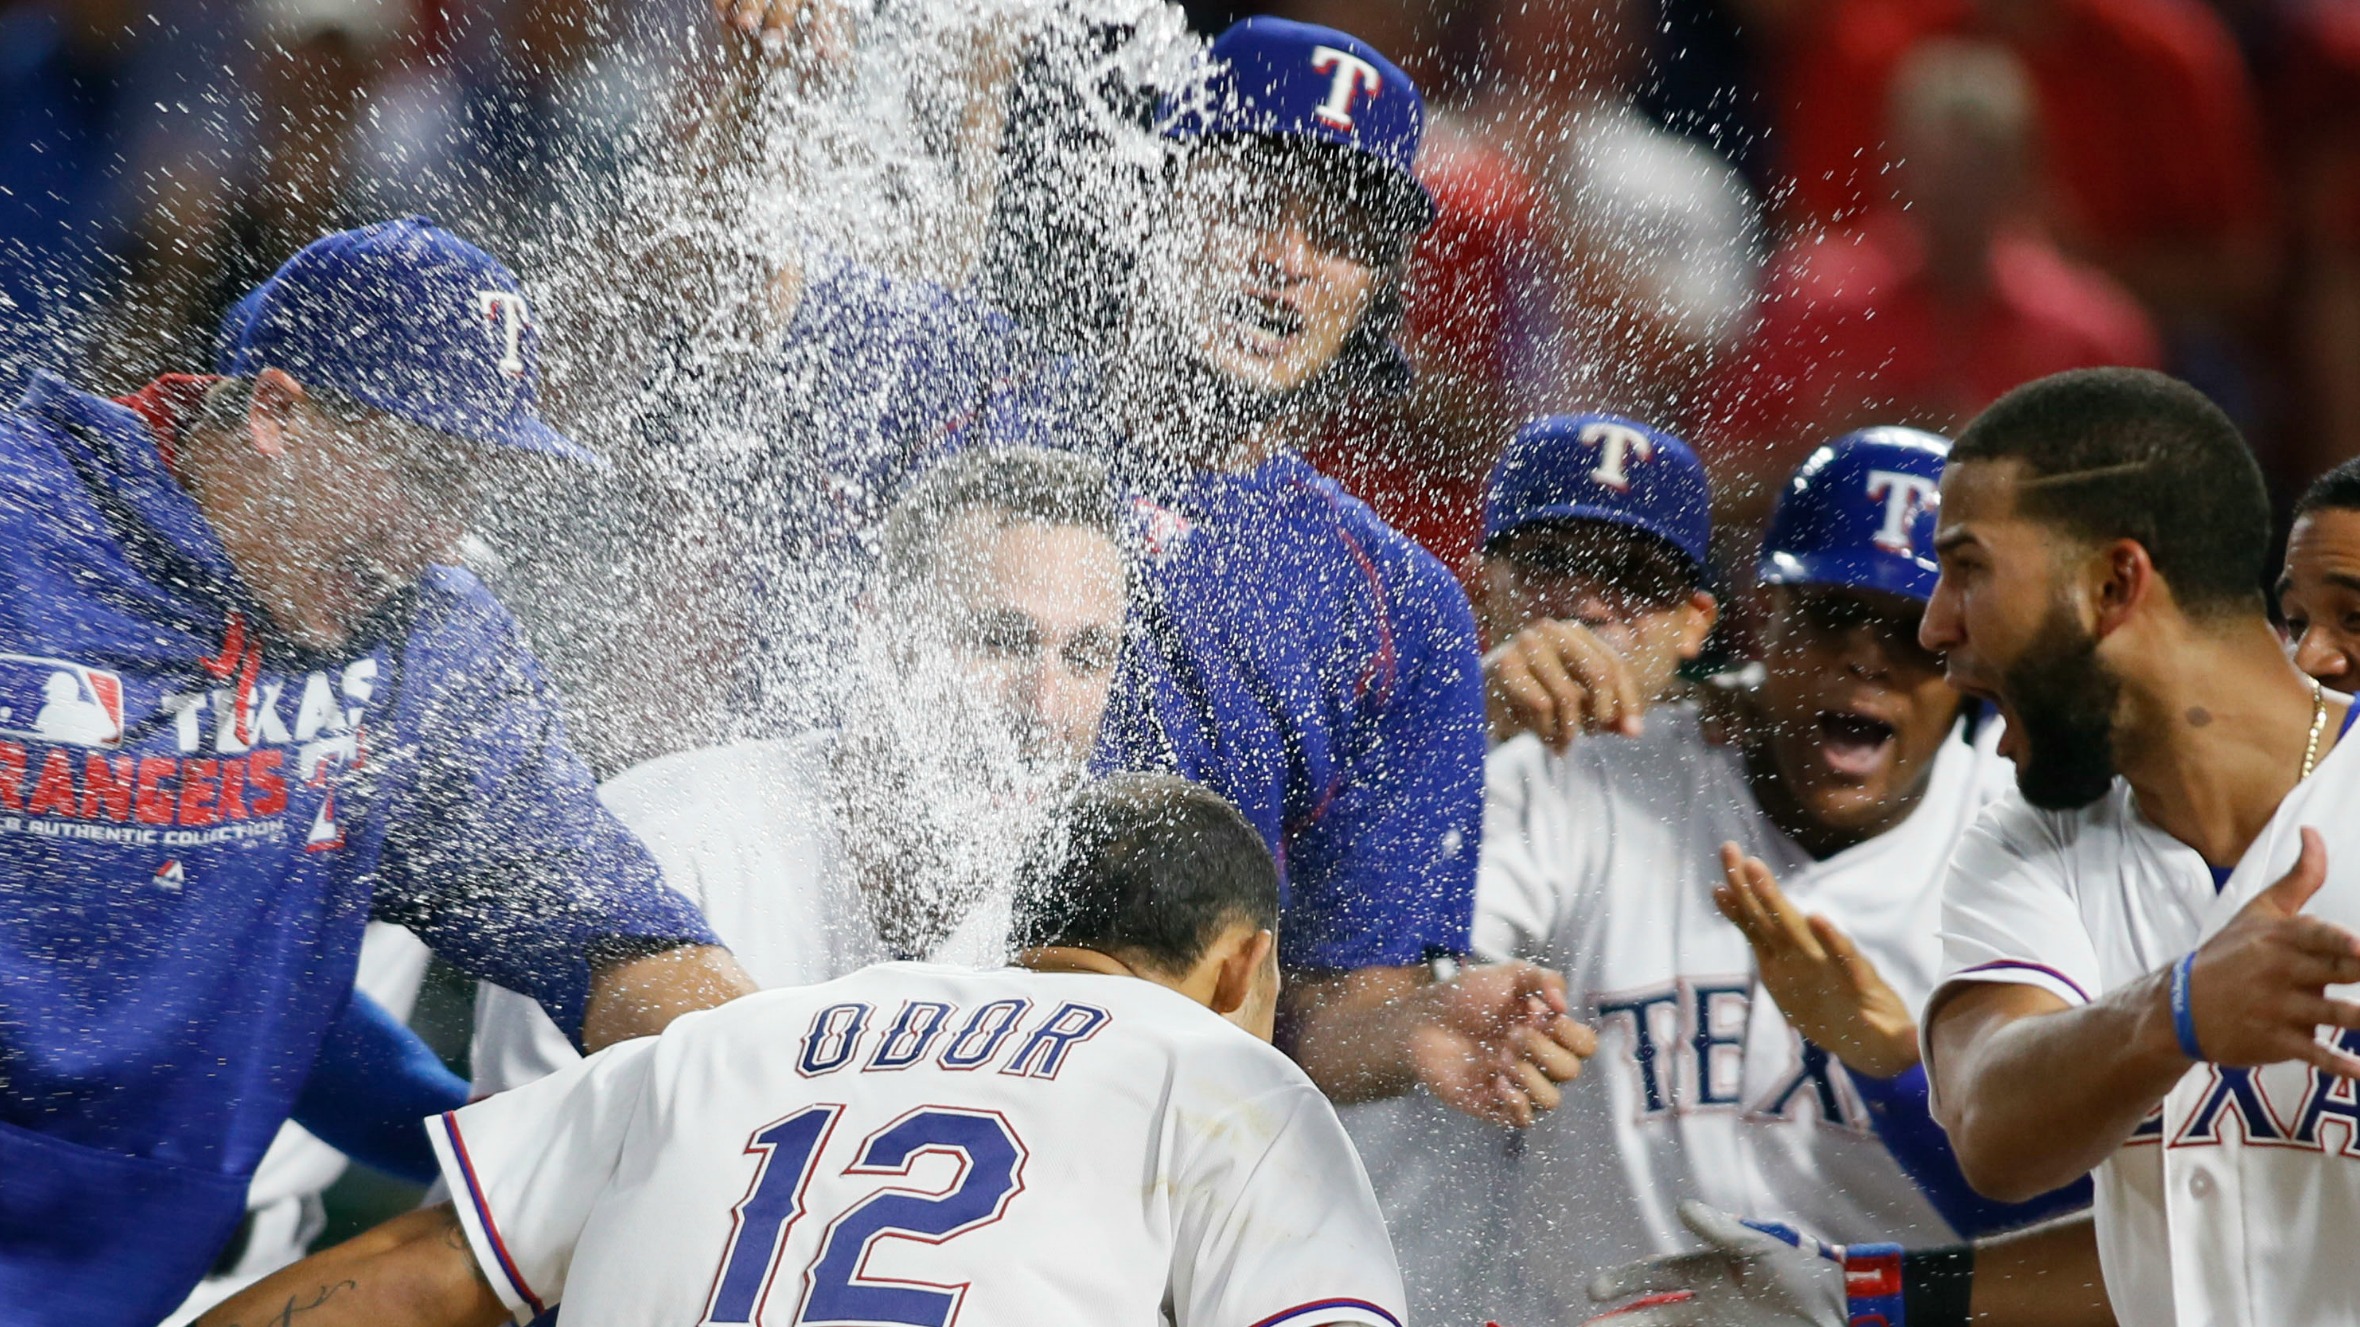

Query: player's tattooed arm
[[194, 1204, 503, 1327], [1282, 962, 1598, 1127], [1715, 842, 1919, 1078], [1930, 829, 2360, 1201]]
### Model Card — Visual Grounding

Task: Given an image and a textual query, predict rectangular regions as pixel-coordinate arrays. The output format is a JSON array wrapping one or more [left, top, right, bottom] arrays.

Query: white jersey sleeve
[[1471, 736, 1597, 961], [430, 1035, 662, 1321], [1930, 797, 2105, 1013], [1171, 1078, 1407, 1327]]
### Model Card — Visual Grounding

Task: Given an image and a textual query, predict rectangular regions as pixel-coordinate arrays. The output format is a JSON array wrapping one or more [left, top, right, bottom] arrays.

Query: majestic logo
[[1865, 469, 1940, 556], [1583, 421, 1658, 493], [476, 290, 531, 379], [0, 656, 124, 748], [1310, 46, 1383, 130]]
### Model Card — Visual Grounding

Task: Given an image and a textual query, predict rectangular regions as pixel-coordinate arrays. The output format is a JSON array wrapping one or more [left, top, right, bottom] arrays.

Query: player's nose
[[2294, 625, 2358, 691], [1919, 573, 1964, 655]]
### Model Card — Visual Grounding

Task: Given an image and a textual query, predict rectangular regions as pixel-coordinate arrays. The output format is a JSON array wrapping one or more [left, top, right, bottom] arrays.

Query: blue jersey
[[0, 375, 718, 1325], [750, 259, 1482, 972], [1099, 457, 1485, 971]]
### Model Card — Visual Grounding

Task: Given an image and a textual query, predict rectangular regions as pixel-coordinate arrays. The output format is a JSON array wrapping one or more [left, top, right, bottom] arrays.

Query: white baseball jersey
[[1346, 705, 2004, 1326], [433, 963, 1407, 1327], [471, 734, 1011, 1096], [1929, 700, 2360, 1327]]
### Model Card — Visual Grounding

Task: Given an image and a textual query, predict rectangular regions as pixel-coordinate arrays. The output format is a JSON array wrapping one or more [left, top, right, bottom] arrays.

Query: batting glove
[[1581, 1200, 1906, 1327]]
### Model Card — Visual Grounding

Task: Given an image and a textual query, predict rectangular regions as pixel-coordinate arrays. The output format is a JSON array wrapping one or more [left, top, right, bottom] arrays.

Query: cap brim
[[1757, 549, 1935, 603], [1484, 504, 1709, 578], [474, 412, 610, 472]]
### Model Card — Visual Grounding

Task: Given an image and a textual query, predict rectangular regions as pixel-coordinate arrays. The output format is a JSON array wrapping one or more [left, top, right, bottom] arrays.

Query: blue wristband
[[2170, 952, 2205, 1062]]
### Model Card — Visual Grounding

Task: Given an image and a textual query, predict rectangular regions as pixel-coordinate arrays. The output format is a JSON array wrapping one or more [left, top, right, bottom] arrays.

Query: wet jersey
[[470, 733, 1012, 1096], [1930, 701, 2360, 1327], [0, 375, 716, 1325], [434, 964, 1407, 1327], [1347, 708, 2004, 1326]]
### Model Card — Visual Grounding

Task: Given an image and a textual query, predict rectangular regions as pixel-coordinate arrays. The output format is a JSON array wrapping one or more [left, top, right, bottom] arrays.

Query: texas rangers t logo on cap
[[1585, 420, 1658, 493], [477, 290, 531, 379], [1311, 46, 1383, 129], [1866, 469, 1940, 555]]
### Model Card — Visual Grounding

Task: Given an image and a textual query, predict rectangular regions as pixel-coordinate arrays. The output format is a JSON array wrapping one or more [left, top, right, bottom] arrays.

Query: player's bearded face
[[1999, 596, 2122, 810], [1142, 148, 1383, 396]]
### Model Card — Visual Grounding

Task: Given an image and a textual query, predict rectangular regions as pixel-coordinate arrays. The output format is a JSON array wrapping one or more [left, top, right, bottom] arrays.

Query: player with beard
[[664, 5, 1586, 1130], [470, 447, 1126, 1093], [1911, 368, 2360, 1326]]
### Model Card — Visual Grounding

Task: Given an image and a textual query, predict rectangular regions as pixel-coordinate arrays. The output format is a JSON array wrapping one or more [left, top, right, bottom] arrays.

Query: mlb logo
[[0, 654, 124, 748]]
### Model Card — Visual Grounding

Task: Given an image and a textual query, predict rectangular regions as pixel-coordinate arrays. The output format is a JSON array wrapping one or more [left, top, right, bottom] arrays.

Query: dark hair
[[1951, 367, 2270, 617], [2296, 456, 2360, 519], [1010, 773, 1279, 976], [872, 447, 1128, 601]]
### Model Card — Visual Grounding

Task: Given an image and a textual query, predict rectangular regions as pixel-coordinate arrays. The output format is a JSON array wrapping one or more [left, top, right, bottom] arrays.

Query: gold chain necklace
[[2301, 680, 2329, 781]]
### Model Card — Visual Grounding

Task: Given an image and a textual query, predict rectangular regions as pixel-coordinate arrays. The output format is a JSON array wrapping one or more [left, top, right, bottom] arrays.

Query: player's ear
[[244, 368, 305, 460], [1209, 924, 1275, 1014], [2091, 538, 2157, 640]]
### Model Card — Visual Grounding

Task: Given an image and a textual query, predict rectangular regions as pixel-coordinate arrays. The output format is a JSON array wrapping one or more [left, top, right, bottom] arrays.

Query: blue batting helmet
[[1758, 427, 1950, 603], [1483, 413, 1714, 579]]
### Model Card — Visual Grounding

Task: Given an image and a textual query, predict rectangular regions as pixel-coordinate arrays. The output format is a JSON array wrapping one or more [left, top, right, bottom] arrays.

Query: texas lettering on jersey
[[0, 617, 379, 858], [1593, 976, 1875, 1133], [2121, 1030, 2360, 1157]]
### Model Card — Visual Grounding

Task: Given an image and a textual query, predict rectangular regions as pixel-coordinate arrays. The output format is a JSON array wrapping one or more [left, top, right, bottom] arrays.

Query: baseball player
[[679, 6, 1585, 1129], [1568, 416, 2360, 1327], [2279, 456, 2360, 694], [1353, 420, 2041, 1326], [469, 445, 1128, 1093], [196, 773, 1407, 1327], [0, 217, 756, 1325], [1901, 366, 2360, 1326], [1475, 415, 1722, 750]]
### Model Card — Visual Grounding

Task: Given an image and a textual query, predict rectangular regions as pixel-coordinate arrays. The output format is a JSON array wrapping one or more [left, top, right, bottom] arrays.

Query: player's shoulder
[[1955, 780, 2138, 885], [0, 375, 145, 509], [1277, 456, 1476, 639]]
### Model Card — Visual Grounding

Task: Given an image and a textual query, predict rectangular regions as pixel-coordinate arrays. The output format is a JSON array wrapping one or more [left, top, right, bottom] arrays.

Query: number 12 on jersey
[[701, 1104, 1029, 1327]]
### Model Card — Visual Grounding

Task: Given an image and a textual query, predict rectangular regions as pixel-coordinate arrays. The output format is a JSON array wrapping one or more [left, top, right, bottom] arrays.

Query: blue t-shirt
[[0, 376, 718, 1325], [751, 259, 1482, 973]]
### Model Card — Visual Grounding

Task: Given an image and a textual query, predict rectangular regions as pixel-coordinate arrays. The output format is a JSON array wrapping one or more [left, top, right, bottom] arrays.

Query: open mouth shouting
[[1227, 291, 1305, 350], [1814, 707, 1899, 780]]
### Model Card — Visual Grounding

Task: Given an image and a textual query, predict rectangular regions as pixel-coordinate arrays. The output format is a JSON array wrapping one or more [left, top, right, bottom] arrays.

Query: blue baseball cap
[[1159, 17, 1434, 235], [1482, 413, 1714, 578], [223, 217, 600, 468], [1758, 426, 1950, 603]]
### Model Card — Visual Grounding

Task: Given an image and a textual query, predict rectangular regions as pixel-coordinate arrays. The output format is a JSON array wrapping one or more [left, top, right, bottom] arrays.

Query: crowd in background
[[6, 0, 2360, 696]]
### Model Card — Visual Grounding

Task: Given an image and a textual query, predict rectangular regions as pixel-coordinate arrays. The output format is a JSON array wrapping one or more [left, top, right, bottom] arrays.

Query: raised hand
[[1714, 843, 1918, 1079], [2184, 828, 2360, 1075], [1411, 961, 1599, 1128], [1484, 620, 1658, 750]]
